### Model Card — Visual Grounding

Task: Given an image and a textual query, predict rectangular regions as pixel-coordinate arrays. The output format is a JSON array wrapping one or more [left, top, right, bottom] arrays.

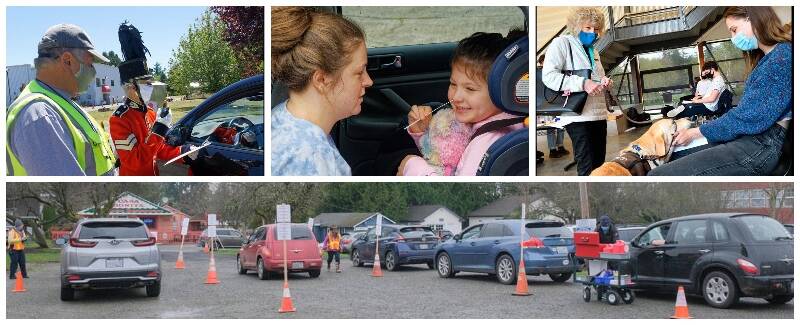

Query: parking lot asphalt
[[5, 245, 793, 319]]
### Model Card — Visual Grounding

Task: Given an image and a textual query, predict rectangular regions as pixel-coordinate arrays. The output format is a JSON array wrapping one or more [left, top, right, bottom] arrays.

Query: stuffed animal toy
[[417, 108, 471, 175]]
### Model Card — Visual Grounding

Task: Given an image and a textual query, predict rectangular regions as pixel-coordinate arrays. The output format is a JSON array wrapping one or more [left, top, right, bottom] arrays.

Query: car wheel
[[146, 281, 161, 297], [621, 289, 635, 304], [702, 271, 739, 308], [495, 254, 517, 285], [582, 287, 592, 302], [385, 251, 399, 271], [308, 270, 321, 278], [548, 272, 572, 283], [352, 249, 364, 267], [436, 252, 455, 278], [60, 286, 74, 301], [766, 294, 793, 304], [427, 261, 435, 270], [606, 289, 621, 305], [257, 258, 270, 280], [236, 255, 247, 275]]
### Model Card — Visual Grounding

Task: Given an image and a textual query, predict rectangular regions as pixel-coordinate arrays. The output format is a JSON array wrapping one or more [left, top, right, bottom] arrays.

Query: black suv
[[630, 213, 793, 308]]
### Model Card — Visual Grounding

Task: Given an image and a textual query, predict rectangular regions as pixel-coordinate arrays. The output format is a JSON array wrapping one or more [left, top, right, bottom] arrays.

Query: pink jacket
[[403, 112, 525, 176]]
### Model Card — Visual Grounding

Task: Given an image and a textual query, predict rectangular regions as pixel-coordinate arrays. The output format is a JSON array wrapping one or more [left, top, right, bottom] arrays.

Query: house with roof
[[466, 194, 554, 226], [310, 212, 396, 242], [404, 205, 463, 234]]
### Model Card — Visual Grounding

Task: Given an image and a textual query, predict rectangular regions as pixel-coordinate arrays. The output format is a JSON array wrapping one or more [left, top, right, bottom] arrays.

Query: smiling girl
[[399, 29, 527, 176]]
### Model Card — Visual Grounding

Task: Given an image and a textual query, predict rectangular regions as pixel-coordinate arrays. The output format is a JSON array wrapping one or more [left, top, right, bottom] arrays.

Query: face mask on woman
[[732, 31, 759, 51], [578, 31, 597, 46]]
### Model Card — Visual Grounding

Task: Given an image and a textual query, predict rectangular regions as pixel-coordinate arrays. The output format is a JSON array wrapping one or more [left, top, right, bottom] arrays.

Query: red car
[[236, 224, 322, 279]]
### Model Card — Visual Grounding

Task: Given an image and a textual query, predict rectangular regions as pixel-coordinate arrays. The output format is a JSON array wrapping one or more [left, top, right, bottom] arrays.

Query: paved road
[[6, 245, 793, 318]]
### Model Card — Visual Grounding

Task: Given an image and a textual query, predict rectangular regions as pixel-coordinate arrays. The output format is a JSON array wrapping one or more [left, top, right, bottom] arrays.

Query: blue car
[[350, 225, 439, 271], [434, 220, 576, 284], [164, 75, 264, 176]]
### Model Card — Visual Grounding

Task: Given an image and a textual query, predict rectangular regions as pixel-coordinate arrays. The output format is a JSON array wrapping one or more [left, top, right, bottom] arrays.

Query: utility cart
[[573, 232, 636, 305]]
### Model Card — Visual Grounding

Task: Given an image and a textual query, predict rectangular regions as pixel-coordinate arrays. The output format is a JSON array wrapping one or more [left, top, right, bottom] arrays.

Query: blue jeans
[[672, 103, 716, 119], [649, 124, 786, 176], [326, 251, 340, 266], [8, 250, 27, 278], [547, 128, 565, 150]]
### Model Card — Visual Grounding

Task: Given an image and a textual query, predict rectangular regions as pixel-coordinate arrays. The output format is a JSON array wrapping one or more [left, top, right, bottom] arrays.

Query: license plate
[[555, 246, 568, 254], [291, 262, 303, 269], [419, 244, 429, 249], [105, 258, 123, 268]]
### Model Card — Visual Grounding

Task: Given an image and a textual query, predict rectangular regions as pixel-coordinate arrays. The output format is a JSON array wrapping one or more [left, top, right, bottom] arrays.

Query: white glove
[[155, 107, 173, 128], [181, 145, 200, 160]]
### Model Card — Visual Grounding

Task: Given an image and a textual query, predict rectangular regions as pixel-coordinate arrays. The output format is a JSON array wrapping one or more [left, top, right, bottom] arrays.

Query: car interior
[[271, 6, 529, 176]]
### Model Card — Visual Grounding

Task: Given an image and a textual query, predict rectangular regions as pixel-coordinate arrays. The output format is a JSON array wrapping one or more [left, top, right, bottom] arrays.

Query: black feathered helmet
[[118, 22, 159, 108]]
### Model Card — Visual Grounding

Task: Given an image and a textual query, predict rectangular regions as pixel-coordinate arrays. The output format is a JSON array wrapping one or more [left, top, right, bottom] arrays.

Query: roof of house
[[468, 194, 544, 218], [313, 212, 379, 227], [77, 192, 172, 216], [406, 205, 461, 222]]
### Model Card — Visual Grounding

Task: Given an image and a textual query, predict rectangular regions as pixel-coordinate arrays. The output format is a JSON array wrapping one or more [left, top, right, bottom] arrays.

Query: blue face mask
[[578, 31, 597, 45], [600, 226, 610, 232], [731, 31, 758, 51]]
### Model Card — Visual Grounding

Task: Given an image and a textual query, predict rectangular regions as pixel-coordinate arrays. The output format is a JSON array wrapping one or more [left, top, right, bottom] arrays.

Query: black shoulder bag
[[535, 42, 593, 116]]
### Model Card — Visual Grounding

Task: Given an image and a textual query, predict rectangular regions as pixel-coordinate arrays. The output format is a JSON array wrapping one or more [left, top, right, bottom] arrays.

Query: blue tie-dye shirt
[[271, 101, 351, 176]]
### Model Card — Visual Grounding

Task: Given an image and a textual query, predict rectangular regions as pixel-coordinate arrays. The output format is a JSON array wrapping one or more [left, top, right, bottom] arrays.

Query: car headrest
[[488, 35, 529, 116]]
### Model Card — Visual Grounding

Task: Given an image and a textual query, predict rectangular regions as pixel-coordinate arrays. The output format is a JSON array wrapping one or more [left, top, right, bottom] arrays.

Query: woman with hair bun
[[271, 7, 373, 176]]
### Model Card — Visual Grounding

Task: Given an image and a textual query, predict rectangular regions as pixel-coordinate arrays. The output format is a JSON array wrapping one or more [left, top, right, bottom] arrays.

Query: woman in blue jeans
[[650, 6, 792, 176]]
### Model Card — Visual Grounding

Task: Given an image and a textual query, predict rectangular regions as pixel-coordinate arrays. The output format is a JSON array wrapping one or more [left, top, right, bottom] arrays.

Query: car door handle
[[654, 250, 664, 255], [698, 249, 711, 254], [493, 240, 501, 244], [470, 242, 477, 246]]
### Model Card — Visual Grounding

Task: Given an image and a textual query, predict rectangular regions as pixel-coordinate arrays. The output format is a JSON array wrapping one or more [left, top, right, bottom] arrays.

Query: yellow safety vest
[[327, 233, 341, 251], [6, 80, 116, 175], [7, 229, 25, 251]]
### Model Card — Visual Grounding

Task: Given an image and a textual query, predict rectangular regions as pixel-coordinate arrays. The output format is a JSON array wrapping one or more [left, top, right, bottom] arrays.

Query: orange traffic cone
[[670, 286, 693, 319], [12, 272, 26, 293], [175, 250, 186, 269], [203, 242, 210, 254], [370, 253, 383, 277], [278, 281, 296, 313], [204, 254, 220, 284], [512, 259, 532, 296]]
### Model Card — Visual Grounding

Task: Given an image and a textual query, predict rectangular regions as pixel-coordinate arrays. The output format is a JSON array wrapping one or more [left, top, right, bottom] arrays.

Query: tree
[[167, 10, 242, 95], [102, 50, 123, 66], [150, 62, 167, 82], [210, 6, 264, 77]]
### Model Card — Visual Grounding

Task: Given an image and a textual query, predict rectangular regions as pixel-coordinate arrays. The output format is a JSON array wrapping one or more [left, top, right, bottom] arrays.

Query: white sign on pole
[[207, 225, 217, 237], [307, 218, 314, 229], [375, 214, 383, 234], [180, 217, 190, 236], [277, 204, 291, 223], [575, 218, 596, 232], [277, 223, 292, 241], [208, 214, 218, 226]]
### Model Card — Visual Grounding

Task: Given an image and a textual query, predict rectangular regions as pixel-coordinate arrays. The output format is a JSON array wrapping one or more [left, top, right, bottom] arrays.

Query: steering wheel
[[210, 117, 255, 145]]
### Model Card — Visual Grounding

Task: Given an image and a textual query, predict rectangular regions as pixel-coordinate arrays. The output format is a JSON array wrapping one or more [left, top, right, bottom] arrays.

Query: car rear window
[[618, 228, 644, 242], [735, 216, 792, 241], [78, 222, 148, 240], [525, 222, 571, 238], [399, 227, 436, 238], [273, 225, 314, 240], [217, 230, 231, 236]]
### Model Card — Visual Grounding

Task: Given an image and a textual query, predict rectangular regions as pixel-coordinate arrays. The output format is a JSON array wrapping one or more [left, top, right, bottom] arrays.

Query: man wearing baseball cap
[[6, 23, 117, 175]]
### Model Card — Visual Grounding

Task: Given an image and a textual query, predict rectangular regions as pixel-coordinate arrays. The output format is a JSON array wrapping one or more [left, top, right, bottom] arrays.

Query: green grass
[[88, 98, 203, 126], [212, 248, 240, 256], [5, 248, 61, 270]]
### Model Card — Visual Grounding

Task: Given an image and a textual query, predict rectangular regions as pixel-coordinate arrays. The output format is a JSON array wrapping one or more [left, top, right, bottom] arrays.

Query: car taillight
[[521, 236, 544, 248], [66, 274, 81, 281], [395, 234, 406, 242], [737, 258, 759, 275], [146, 271, 159, 277], [132, 238, 156, 247], [69, 238, 98, 248]]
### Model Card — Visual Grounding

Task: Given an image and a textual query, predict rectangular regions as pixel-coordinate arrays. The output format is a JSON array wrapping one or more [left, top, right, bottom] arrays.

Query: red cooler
[[574, 232, 601, 258]]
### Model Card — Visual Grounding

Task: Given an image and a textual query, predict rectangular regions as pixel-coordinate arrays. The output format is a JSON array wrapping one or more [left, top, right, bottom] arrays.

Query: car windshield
[[399, 227, 436, 238], [618, 228, 644, 242], [78, 222, 148, 240], [735, 216, 792, 241], [273, 225, 314, 240], [525, 223, 571, 238]]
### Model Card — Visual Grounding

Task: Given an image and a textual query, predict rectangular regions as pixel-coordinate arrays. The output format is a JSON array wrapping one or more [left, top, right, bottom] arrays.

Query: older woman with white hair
[[541, 7, 612, 176]]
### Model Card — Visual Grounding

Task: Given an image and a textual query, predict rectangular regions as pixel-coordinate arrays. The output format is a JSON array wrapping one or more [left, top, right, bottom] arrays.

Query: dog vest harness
[[611, 151, 651, 176]]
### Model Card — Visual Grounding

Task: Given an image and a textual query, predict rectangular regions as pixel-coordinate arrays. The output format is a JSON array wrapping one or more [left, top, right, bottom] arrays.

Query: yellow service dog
[[590, 118, 691, 176]]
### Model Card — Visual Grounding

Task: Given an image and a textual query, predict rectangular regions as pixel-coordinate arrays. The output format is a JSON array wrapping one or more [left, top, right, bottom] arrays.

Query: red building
[[76, 192, 203, 243], [717, 183, 794, 224]]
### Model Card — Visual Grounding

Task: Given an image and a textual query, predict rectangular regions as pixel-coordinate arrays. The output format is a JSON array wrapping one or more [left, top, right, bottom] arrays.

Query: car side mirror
[[453, 234, 462, 241], [55, 238, 67, 246], [166, 124, 190, 147]]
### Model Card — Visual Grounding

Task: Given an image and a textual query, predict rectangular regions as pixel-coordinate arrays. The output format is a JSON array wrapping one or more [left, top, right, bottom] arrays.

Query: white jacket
[[542, 35, 608, 123]]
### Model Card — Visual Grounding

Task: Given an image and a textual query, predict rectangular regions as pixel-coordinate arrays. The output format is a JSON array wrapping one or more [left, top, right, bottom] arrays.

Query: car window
[[636, 223, 671, 247], [272, 225, 314, 240], [673, 220, 708, 244], [735, 215, 792, 241], [618, 228, 644, 242], [217, 230, 231, 236], [381, 227, 394, 237], [191, 94, 264, 150], [480, 223, 505, 238], [342, 7, 526, 48], [78, 222, 148, 240], [400, 227, 436, 238], [525, 223, 571, 238], [249, 227, 264, 242], [366, 228, 376, 240], [461, 225, 482, 240], [232, 231, 243, 237], [711, 222, 730, 242]]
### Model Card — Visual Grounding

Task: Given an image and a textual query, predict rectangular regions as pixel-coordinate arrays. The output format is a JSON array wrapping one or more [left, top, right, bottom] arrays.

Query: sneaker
[[549, 149, 563, 159], [556, 147, 570, 156], [666, 105, 686, 118]]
